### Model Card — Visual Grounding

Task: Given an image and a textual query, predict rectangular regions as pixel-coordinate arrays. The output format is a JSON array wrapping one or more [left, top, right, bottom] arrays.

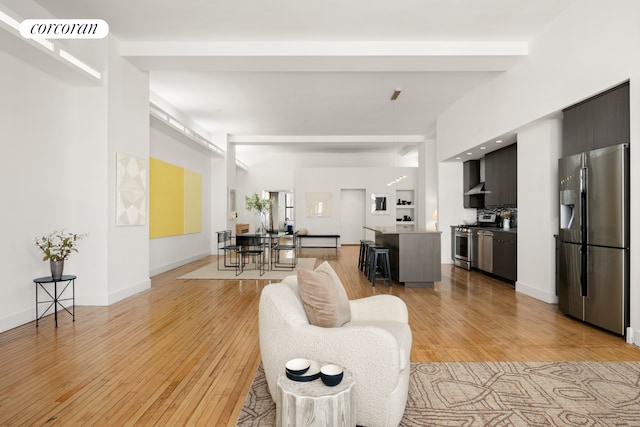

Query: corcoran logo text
[[20, 19, 109, 39]]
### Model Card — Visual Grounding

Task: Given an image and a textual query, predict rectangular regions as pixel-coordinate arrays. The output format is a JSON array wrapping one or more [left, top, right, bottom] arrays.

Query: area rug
[[236, 361, 640, 426], [177, 258, 316, 280]]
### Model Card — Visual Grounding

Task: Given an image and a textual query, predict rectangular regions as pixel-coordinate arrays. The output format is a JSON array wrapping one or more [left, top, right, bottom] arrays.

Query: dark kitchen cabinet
[[484, 143, 517, 207], [463, 160, 483, 208], [562, 82, 629, 157], [492, 231, 517, 282], [484, 152, 500, 206]]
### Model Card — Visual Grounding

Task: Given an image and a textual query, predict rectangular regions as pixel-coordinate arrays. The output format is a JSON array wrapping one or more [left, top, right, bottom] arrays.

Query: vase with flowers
[[245, 193, 272, 234], [34, 230, 86, 280]]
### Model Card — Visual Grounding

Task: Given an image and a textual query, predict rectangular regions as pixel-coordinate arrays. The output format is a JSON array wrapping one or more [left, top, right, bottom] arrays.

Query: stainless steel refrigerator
[[558, 143, 629, 336]]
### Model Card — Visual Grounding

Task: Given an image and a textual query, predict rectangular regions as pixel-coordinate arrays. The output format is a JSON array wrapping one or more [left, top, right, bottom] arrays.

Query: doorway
[[340, 189, 365, 245], [267, 191, 294, 233]]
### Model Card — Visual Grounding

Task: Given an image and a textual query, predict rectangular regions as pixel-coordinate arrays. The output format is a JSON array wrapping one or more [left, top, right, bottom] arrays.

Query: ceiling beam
[[121, 40, 528, 72], [229, 135, 425, 145]]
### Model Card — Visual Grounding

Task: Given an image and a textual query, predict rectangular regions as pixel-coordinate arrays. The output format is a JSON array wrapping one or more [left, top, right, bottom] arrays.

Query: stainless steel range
[[452, 214, 497, 270], [453, 225, 473, 270]]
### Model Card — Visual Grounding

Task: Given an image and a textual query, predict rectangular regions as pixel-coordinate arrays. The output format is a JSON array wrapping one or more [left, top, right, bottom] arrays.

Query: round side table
[[276, 370, 355, 427], [33, 275, 76, 327]]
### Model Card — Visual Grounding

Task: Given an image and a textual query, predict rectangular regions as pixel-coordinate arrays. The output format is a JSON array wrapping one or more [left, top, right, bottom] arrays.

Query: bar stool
[[362, 242, 382, 279], [361, 241, 375, 274], [364, 246, 384, 280], [369, 247, 392, 287], [358, 240, 374, 271]]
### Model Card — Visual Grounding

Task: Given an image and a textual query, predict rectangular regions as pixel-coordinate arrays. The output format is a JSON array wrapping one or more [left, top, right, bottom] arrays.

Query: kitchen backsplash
[[478, 207, 518, 228]]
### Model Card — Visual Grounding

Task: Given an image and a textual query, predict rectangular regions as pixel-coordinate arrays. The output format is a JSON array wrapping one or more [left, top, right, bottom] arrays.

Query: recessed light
[[467, 152, 473, 155], [455, 157, 461, 160], [386, 175, 408, 186], [496, 139, 503, 144], [480, 146, 487, 150]]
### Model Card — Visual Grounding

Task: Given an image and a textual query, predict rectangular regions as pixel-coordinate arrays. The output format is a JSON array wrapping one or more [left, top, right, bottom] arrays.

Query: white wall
[[0, 49, 91, 331], [294, 167, 418, 242], [105, 37, 151, 304], [223, 140, 235, 233], [0, 31, 152, 330], [235, 149, 423, 242], [437, 162, 477, 263], [149, 123, 214, 276], [235, 149, 427, 237], [437, 0, 639, 162], [236, 151, 296, 232], [516, 118, 562, 303], [419, 140, 439, 230], [435, 0, 640, 340]]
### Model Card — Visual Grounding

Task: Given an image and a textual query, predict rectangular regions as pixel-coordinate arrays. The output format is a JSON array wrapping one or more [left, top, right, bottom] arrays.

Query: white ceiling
[[29, 0, 575, 161]]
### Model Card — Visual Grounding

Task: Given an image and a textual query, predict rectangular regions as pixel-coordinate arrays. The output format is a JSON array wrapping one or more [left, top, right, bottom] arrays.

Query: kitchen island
[[364, 226, 441, 288]]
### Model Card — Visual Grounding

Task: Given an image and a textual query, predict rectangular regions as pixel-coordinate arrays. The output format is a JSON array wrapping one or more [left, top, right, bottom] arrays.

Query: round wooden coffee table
[[276, 370, 355, 426]]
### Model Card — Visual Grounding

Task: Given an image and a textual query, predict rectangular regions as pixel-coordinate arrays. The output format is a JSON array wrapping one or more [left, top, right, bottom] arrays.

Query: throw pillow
[[297, 261, 351, 327]]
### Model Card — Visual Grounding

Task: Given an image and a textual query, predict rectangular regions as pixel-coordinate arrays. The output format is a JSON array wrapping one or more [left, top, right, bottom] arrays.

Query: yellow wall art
[[149, 158, 202, 239]]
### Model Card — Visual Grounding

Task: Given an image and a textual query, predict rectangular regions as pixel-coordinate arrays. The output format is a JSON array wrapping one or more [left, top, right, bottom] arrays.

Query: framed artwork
[[305, 192, 331, 217], [371, 193, 389, 215], [116, 152, 147, 226]]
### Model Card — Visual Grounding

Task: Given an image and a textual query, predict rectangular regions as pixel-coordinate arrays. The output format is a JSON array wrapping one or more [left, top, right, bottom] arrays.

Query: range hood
[[464, 182, 491, 195]]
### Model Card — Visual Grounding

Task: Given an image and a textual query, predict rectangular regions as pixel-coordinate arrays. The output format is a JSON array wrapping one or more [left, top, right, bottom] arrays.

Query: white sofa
[[259, 275, 412, 427]]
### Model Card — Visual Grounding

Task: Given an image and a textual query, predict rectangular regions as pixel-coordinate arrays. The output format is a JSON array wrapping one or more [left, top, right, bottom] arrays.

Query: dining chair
[[216, 230, 239, 270], [235, 234, 265, 276]]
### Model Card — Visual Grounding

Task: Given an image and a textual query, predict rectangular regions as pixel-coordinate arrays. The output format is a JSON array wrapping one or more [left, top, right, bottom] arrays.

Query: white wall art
[[116, 152, 147, 226], [305, 192, 331, 218]]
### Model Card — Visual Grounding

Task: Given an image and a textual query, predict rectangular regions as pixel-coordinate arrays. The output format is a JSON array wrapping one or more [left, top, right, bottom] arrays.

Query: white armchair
[[259, 275, 412, 427]]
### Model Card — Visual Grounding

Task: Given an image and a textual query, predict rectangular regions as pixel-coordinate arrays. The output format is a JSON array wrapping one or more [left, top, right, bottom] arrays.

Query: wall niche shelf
[[395, 189, 415, 224]]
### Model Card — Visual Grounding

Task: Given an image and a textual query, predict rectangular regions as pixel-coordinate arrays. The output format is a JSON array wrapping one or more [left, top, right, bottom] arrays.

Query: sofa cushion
[[297, 261, 351, 327]]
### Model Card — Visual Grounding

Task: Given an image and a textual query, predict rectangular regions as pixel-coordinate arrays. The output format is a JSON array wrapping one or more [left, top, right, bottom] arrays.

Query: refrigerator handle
[[580, 166, 588, 297], [580, 166, 587, 236]]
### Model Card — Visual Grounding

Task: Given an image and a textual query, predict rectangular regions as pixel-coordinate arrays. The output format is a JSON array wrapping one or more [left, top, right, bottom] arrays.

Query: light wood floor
[[1, 246, 638, 426]]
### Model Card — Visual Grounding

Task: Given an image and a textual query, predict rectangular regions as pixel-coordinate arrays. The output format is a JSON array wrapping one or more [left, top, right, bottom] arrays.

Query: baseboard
[[626, 327, 640, 347], [109, 278, 152, 305], [149, 252, 211, 277], [515, 280, 558, 304], [0, 309, 35, 334], [74, 278, 153, 306], [0, 277, 154, 333]]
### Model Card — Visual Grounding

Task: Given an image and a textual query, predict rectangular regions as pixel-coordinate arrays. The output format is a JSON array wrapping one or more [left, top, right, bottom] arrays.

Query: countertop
[[364, 225, 442, 234], [451, 225, 517, 234], [472, 226, 518, 234]]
